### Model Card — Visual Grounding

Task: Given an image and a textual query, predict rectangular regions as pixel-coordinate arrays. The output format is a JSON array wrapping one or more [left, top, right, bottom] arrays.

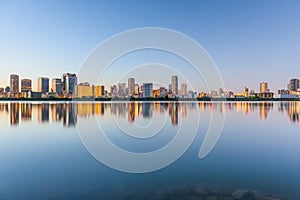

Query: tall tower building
[[38, 77, 49, 93], [128, 78, 135, 96], [260, 82, 269, 93], [181, 83, 187, 95], [21, 79, 32, 92], [118, 83, 126, 97], [10, 74, 19, 98], [171, 75, 178, 95], [61, 73, 77, 97], [52, 78, 62, 94], [288, 78, 299, 91], [143, 83, 153, 98]]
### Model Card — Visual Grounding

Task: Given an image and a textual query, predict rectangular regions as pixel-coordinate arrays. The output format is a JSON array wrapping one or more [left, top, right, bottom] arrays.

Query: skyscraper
[[61, 73, 77, 97], [128, 78, 135, 96], [21, 79, 32, 92], [143, 83, 153, 98], [288, 78, 299, 92], [38, 77, 49, 93], [260, 82, 269, 93], [118, 83, 126, 97], [52, 78, 62, 94], [181, 83, 187, 95], [10, 74, 19, 98], [171, 75, 178, 95]]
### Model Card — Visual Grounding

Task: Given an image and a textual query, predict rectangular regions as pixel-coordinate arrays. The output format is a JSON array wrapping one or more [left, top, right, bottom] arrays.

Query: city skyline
[[0, 72, 300, 99], [1, 1, 300, 93]]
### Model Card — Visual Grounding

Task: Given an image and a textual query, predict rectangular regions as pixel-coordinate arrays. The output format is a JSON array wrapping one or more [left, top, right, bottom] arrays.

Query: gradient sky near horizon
[[0, 0, 300, 92]]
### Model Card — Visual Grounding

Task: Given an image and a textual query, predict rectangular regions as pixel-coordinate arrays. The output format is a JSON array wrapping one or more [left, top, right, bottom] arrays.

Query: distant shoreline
[[0, 97, 299, 102]]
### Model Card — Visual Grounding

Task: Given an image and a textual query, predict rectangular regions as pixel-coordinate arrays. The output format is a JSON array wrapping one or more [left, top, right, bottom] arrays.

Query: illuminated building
[[10, 74, 19, 98], [260, 82, 269, 93], [181, 83, 187, 96], [52, 78, 62, 94], [171, 75, 178, 95], [128, 78, 135, 96], [21, 79, 32, 92], [62, 73, 77, 97], [37, 77, 49, 93]]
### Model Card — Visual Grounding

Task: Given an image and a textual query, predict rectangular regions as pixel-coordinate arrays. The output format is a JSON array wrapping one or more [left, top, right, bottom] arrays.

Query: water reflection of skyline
[[0, 101, 299, 127]]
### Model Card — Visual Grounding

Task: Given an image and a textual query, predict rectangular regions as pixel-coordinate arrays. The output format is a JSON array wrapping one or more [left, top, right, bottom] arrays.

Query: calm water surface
[[0, 101, 299, 199]]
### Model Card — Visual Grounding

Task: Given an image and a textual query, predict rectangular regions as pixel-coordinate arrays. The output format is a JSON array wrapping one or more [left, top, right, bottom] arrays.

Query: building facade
[[143, 83, 153, 98], [21, 79, 32, 92], [128, 78, 135, 96], [62, 73, 77, 97], [10, 74, 19, 98], [171, 75, 178, 95], [52, 78, 62, 94], [38, 77, 49, 93]]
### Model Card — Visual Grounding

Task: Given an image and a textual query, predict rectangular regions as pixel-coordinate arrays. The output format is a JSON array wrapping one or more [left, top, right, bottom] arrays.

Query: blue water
[[0, 101, 299, 199]]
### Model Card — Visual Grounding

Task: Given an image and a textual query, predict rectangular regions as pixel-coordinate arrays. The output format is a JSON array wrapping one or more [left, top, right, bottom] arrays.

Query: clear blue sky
[[0, 0, 299, 92]]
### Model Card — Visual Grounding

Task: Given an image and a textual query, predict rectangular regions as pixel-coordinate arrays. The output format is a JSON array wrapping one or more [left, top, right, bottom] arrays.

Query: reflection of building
[[38, 104, 49, 122], [128, 102, 138, 122], [128, 78, 135, 96], [52, 78, 62, 94], [10, 103, 19, 126], [259, 102, 273, 121], [37, 77, 49, 93], [10, 74, 19, 98], [21, 103, 32, 121], [171, 75, 178, 95], [62, 103, 77, 127], [168, 103, 178, 125], [142, 103, 152, 118], [62, 73, 77, 97]]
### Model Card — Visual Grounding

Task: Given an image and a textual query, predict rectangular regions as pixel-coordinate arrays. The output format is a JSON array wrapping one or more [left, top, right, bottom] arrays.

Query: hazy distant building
[[21, 79, 32, 92], [128, 78, 135, 96], [52, 78, 62, 94], [111, 85, 118, 97], [134, 84, 139, 95], [288, 79, 299, 92], [143, 83, 153, 98], [38, 77, 49, 93], [260, 82, 269, 93], [118, 83, 126, 97], [171, 75, 178, 95], [61, 73, 77, 97], [181, 83, 187, 95], [10, 74, 19, 97]]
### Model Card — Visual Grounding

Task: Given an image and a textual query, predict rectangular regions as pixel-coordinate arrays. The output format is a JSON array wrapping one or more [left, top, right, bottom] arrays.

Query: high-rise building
[[128, 78, 135, 96], [110, 85, 118, 96], [61, 73, 77, 97], [143, 83, 153, 98], [94, 85, 105, 97], [181, 83, 187, 95], [134, 84, 139, 95], [171, 75, 178, 95], [287, 79, 299, 92], [52, 78, 62, 94], [260, 82, 269, 93], [10, 74, 19, 98], [38, 77, 49, 93], [118, 83, 126, 97], [21, 79, 32, 92]]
